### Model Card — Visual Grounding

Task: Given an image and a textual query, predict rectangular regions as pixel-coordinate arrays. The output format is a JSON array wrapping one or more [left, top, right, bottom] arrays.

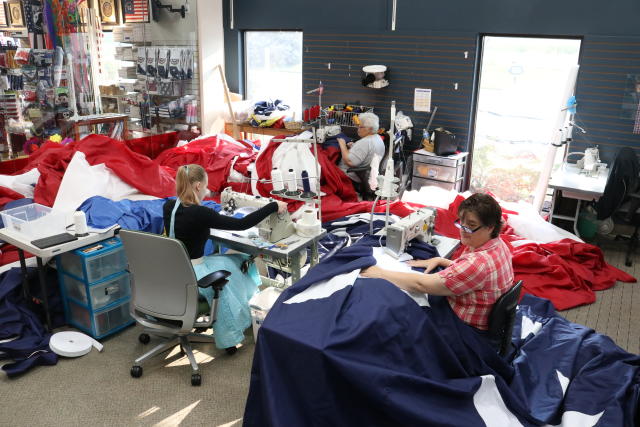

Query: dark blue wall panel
[[223, 0, 640, 162], [573, 35, 640, 165], [302, 32, 477, 150]]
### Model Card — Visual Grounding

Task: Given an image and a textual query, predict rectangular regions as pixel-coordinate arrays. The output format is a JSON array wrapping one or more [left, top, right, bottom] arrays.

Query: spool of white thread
[[271, 169, 285, 192], [74, 211, 89, 236], [301, 208, 318, 225], [286, 170, 297, 192]]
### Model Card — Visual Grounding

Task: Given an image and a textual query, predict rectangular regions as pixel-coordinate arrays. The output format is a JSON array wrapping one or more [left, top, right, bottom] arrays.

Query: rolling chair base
[[131, 331, 217, 386]]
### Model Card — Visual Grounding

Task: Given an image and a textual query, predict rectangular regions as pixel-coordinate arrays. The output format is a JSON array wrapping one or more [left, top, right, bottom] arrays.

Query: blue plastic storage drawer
[[58, 237, 127, 284], [67, 298, 134, 339], [61, 271, 130, 311]]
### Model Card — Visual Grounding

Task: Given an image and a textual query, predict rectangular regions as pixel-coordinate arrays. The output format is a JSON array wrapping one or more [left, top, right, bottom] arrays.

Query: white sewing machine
[[575, 147, 602, 176], [220, 187, 295, 242], [385, 208, 436, 257]]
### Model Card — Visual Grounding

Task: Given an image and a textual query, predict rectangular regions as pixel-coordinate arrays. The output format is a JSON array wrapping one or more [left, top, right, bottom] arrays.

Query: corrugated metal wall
[[303, 32, 477, 150], [574, 35, 640, 165]]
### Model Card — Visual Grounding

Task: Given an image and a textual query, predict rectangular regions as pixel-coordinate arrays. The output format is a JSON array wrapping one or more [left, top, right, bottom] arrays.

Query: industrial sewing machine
[[385, 208, 437, 257], [220, 187, 296, 242]]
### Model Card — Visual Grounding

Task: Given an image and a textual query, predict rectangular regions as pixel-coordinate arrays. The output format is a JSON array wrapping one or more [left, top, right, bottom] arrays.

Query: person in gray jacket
[[338, 112, 385, 183]]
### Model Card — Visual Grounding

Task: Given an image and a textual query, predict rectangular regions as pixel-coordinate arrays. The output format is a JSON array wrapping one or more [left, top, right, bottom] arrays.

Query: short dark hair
[[458, 193, 503, 238]]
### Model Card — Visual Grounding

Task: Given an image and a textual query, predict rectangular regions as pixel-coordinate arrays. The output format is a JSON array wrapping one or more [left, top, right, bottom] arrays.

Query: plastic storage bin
[[58, 237, 127, 283], [249, 287, 283, 341], [0, 203, 67, 239], [67, 298, 133, 339], [61, 271, 131, 311]]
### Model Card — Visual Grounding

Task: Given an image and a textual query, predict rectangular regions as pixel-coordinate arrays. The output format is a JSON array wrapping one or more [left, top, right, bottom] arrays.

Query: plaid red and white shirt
[[436, 238, 514, 330]]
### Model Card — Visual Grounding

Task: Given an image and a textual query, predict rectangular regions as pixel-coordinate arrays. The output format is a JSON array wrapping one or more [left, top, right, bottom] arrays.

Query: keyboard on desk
[[31, 233, 78, 249]]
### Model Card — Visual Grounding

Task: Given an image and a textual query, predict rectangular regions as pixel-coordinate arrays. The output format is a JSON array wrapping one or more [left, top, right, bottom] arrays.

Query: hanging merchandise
[[168, 47, 181, 80], [24, 0, 45, 48], [136, 46, 146, 77], [157, 47, 170, 79], [146, 46, 157, 79]]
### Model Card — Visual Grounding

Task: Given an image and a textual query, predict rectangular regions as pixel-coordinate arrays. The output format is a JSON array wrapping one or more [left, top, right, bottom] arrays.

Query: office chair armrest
[[629, 192, 640, 199], [197, 270, 231, 289], [347, 165, 370, 173]]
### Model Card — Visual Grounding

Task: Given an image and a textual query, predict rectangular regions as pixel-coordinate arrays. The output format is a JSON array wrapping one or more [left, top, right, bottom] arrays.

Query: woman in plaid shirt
[[361, 193, 514, 331]]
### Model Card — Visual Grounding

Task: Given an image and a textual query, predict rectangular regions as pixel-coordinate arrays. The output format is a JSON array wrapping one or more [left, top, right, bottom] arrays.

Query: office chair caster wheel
[[138, 333, 150, 344], [130, 365, 143, 378], [225, 346, 237, 355], [191, 373, 201, 386]]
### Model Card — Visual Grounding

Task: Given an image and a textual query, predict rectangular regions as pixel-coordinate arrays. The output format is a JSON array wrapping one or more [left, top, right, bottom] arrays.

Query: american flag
[[122, 0, 149, 23]]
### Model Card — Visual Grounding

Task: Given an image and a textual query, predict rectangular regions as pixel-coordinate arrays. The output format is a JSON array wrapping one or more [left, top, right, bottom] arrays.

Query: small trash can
[[578, 208, 598, 240], [249, 287, 283, 342]]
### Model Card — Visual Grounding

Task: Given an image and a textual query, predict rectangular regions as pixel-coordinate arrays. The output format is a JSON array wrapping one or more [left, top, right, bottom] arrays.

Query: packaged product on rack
[[31, 50, 53, 67], [55, 87, 69, 109], [157, 47, 170, 79], [183, 48, 193, 80], [145, 47, 158, 79], [21, 66, 37, 88], [136, 47, 146, 77], [14, 48, 31, 65], [37, 67, 53, 88], [169, 47, 182, 80]]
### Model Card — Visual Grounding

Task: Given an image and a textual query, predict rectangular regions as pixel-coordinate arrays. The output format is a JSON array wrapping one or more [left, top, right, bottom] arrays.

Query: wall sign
[[99, 0, 119, 25]]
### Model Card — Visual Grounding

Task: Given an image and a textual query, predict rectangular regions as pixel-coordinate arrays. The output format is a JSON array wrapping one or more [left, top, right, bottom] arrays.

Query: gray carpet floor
[[1, 325, 252, 427], [1, 244, 638, 426]]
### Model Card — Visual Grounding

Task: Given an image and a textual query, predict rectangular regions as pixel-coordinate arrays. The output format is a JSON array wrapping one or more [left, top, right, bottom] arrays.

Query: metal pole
[[312, 127, 322, 222]]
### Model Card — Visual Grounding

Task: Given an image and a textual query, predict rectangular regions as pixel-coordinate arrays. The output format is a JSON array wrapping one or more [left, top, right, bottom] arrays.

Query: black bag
[[434, 128, 457, 156]]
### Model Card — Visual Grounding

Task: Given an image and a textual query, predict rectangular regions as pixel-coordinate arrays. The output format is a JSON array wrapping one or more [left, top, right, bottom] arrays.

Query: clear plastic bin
[[58, 238, 127, 284], [62, 272, 130, 311], [0, 203, 67, 239], [67, 298, 133, 339]]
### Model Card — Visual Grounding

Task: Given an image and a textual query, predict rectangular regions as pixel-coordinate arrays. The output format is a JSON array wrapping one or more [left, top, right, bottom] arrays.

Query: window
[[99, 31, 120, 86], [470, 36, 581, 204], [244, 31, 303, 118]]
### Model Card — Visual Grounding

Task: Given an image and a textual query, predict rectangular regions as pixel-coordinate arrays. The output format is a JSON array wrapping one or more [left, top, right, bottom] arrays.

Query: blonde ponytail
[[176, 164, 207, 206]]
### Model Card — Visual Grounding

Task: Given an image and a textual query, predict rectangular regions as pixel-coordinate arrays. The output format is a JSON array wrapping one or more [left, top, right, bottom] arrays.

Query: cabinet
[[411, 150, 468, 191], [57, 237, 134, 339]]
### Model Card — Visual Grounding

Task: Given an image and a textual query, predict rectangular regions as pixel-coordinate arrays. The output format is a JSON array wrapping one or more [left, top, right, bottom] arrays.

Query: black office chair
[[595, 147, 640, 266], [487, 280, 523, 357]]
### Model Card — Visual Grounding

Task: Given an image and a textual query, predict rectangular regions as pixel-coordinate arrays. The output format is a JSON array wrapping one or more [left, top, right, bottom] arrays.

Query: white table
[[374, 229, 460, 259], [0, 227, 118, 330], [548, 164, 610, 237], [430, 235, 461, 259], [209, 229, 327, 285]]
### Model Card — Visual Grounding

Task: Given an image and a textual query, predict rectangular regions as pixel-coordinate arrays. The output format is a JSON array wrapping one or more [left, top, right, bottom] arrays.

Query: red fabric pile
[[18, 135, 176, 207], [0, 133, 634, 311], [154, 136, 257, 194]]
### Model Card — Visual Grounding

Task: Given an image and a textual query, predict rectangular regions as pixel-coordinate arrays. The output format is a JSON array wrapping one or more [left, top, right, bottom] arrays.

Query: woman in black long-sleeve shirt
[[163, 164, 287, 349]]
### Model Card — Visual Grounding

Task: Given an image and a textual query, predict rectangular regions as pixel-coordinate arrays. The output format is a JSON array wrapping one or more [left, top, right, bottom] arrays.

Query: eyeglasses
[[454, 219, 483, 234]]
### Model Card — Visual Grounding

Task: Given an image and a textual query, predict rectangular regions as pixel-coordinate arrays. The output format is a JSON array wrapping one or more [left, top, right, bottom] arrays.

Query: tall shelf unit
[[111, 20, 200, 137]]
